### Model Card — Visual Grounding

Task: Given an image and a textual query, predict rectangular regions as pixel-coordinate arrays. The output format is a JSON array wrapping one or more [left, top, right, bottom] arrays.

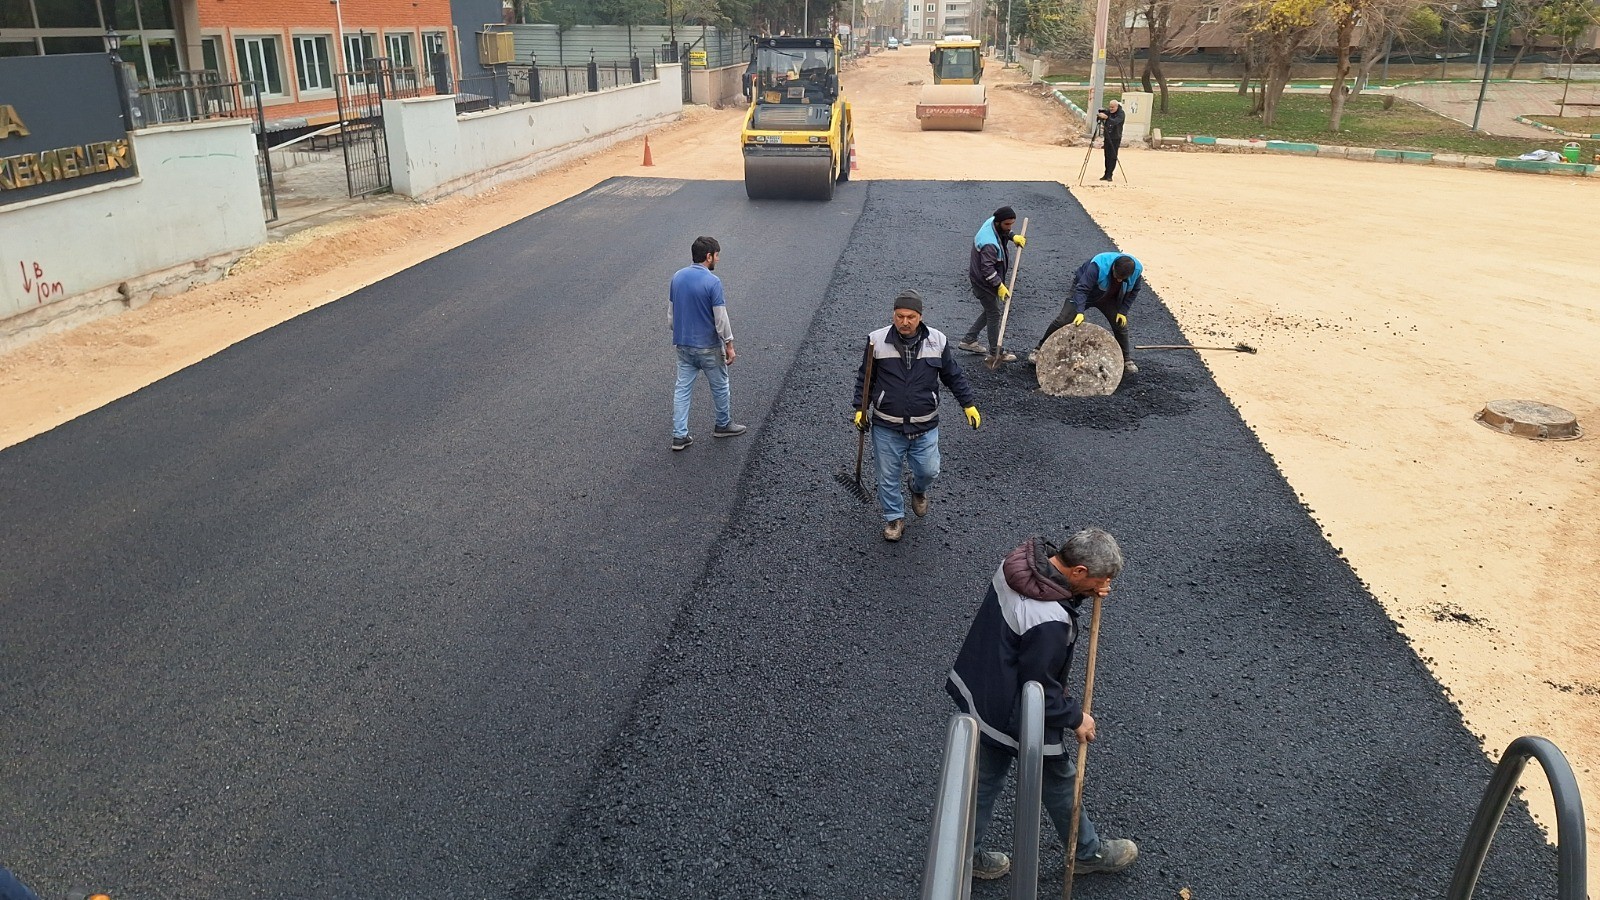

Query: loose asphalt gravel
[[2, 178, 1558, 899]]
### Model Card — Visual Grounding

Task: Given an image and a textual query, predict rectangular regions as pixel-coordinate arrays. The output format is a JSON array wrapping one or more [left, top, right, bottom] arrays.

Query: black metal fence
[[129, 72, 277, 222], [449, 55, 660, 113], [333, 61, 421, 197]]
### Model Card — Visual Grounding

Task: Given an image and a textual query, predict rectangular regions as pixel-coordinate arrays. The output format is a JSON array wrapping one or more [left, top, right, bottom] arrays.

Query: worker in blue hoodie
[[1033, 252, 1143, 375], [945, 529, 1139, 881], [958, 206, 1026, 362]]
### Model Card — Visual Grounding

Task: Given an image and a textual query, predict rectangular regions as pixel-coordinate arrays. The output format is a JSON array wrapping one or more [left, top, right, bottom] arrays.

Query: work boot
[[1075, 838, 1138, 875], [1027, 349, 1039, 365], [910, 492, 929, 517], [1099, 175, 1113, 182], [994, 350, 1017, 362], [1123, 360, 1139, 375], [972, 849, 1011, 880], [882, 519, 905, 542], [672, 435, 693, 451], [713, 422, 748, 438], [957, 340, 987, 355]]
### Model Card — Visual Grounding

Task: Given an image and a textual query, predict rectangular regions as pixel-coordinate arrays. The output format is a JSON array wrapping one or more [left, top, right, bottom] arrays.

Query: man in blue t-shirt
[[669, 236, 746, 451]]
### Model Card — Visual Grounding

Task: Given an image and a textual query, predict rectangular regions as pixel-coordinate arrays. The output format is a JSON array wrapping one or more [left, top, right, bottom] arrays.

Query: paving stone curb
[[1152, 131, 1600, 177], [1513, 115, 1600, 139]]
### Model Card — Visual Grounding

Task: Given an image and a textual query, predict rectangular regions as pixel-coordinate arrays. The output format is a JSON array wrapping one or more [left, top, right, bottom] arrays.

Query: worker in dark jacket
[[945, 529, 1139, 882], [1034, 252, 1143, 374], [853, 290, 980, 542], [1096, 99, 1124, 182], [959, 206, 1026, 361]]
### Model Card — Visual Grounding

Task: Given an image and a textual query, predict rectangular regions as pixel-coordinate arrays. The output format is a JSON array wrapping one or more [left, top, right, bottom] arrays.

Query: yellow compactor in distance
[[741, 36, 854, 201], [917, 37, 987, 131]]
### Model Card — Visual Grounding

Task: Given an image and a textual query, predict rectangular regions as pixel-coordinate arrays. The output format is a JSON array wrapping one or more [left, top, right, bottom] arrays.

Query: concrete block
[[1432, 153, 1468, 167], [1397, 150, 1434, 164], [1373, 148, 1402, 162], [1316, 145, 1349, 159], [1266, 140, 1319, 154], [1345, 147, 1377, 161], [1190, 135, 1217, 145], [1464, 155, 1498, 169]]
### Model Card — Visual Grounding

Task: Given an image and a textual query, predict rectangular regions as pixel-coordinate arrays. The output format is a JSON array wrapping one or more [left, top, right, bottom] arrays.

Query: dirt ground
[[4, 50, 1597, 882]]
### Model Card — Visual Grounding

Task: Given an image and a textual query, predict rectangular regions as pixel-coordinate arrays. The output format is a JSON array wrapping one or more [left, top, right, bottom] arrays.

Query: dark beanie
[[993, 206, 1017, 223], [893, 289, 924, 313]]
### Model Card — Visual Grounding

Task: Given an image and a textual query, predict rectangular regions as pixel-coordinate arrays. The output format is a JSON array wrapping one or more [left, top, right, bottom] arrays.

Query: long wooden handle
[[853, 340, 875, 482], [1062, 593, 1104, 900], [992, 217, 1029, 352]]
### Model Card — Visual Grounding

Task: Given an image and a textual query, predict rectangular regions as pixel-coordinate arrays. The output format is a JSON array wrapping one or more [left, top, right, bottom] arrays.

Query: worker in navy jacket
[[945, 530, 1140, 881], [958, 206, 1026, 360], [1035, 252, 1143, 375], [853, 290, 980, 543]]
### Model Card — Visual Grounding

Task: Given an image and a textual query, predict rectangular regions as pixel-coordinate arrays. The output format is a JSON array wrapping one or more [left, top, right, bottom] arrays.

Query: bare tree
[[1240, 0, 1327, 125]]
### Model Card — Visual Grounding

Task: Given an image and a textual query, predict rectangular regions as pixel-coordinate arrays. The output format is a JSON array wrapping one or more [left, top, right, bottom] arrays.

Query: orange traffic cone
[[642, 136, 655, 167]]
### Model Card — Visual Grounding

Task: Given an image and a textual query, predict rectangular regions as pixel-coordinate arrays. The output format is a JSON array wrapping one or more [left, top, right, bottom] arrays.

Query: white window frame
[[234, 34, 284, 96], [293, 34, 333, 92], [385, 32, 414, 69], [1199, 5, 1221, 23], [344, 32, 376, 79]]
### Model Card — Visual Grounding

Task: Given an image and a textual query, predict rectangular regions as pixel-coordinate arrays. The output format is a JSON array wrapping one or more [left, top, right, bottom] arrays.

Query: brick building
[[0, 0, 505, 130]]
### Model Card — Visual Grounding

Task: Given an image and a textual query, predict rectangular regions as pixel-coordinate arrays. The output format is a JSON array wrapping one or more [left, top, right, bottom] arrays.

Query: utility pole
[[1470, 0, 1508, 129], [852, 0, 858, 51], [1088, 0, 1112, 134], [1004, 0, 1013, 63], [804, 0, 810, 35], [1473, 0, 1497, 79]]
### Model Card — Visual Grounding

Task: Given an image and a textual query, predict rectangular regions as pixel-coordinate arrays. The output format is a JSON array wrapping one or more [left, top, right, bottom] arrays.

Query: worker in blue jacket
[[1033, 252, 1143, 375]]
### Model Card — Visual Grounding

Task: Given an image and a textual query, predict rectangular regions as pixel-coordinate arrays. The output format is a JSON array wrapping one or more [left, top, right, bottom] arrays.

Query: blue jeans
[[972, 739, 1102, 860], [672, 345, 732, 438], [0, 866, 42, 900], [871, 425, 940, 522]]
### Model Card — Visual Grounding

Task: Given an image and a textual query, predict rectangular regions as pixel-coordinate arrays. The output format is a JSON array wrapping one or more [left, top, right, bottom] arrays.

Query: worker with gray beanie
[[853, 290, 981, 542], [960, 206, 1026, 362]]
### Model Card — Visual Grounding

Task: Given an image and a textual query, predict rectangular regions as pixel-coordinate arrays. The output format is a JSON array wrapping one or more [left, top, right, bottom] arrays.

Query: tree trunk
[[1141, 57, 1154, 92], [1153, 51, 1170, 111], [1262, 55, 1293, 126], [1506, 40, 1529, 78], [1238, 56, 1251, 95], [1329, 19, 1356, 130]]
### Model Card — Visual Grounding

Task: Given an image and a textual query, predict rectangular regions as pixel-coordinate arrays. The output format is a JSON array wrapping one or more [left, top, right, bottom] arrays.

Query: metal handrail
[[1446, 735, 1588, 900], [922, 714, 980, 900], [1012, 681, 1045, 900]]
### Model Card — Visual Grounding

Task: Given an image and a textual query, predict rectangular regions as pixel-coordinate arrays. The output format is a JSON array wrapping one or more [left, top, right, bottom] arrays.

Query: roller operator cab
[[929, 38, 983, 84], [741, 36, 854, 201]]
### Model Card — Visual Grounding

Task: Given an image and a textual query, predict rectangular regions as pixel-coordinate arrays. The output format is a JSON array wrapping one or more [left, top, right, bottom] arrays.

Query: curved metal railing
[[1446, 735, 1588, 900], [921, 714, 980, 900], [1011, 681, 1045, 900]]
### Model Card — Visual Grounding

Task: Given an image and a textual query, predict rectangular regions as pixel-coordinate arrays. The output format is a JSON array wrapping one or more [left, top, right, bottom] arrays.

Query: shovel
[[985, 217, 1029, 371]]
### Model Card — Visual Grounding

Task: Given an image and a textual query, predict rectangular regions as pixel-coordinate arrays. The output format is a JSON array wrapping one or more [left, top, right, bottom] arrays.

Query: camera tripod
[[1075, 117, 1129, 186]]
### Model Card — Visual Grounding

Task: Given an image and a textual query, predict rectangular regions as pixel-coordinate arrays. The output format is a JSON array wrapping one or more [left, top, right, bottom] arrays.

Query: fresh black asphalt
[[2, 179, 1556, 899]]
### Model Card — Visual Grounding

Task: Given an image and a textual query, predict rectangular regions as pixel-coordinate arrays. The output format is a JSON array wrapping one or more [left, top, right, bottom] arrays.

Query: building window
[[926, 17, 934, 25], [235, 35, 284, 95], [343, 32, 376, 76], [201, 36, 222, 72], [295, 35, 332, 91], [386, 32, 414, 69], [1199, 5, 1221, 22], [423, 31, 447, 62]]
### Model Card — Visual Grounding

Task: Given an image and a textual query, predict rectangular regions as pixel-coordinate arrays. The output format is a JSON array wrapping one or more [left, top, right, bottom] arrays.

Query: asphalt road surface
[[2, 179, 1555, 899]]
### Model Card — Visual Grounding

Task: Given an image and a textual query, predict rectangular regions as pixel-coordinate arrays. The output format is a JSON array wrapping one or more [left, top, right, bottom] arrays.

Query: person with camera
[[1095, 99, 1125, 182]]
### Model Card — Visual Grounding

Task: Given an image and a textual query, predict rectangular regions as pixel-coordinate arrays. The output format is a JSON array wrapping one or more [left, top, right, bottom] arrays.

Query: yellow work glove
[[1071, 313, 1085, 326], [1115, 313, 1128, 328], [964, 406, 981, 430], [853, 410, 868, 432], [1011, 234, 1027, 249], [997, 284, 1011, 301]]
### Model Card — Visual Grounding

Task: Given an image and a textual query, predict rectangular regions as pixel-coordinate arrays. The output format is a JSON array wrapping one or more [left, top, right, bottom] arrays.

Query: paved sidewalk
[[1394, 80, 1591, 139]]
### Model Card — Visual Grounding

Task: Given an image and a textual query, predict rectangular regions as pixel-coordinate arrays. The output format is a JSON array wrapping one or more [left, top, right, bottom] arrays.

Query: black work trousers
[[962, 280, 1002, 349], [1103, 132, 1121, 179], [1039, 298, 1132, 359]]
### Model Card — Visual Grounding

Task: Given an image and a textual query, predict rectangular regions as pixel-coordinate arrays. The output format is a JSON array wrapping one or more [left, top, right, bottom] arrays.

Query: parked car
[[887, 37, 900, 50]]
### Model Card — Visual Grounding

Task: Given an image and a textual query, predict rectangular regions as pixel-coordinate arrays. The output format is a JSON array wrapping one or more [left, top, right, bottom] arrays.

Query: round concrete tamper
[[1035, 323, 1124, 396], [1474, 399, 1582, 441]]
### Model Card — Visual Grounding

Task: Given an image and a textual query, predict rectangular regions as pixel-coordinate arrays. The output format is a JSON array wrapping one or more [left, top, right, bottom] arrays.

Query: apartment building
[[903, 0, 972, 41]]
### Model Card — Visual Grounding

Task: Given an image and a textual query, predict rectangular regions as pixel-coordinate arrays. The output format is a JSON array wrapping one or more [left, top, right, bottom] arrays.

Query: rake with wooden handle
[[985, 217, 1029, 371], [835, 339, 876, 503], [1062, 593, 1104, 900]]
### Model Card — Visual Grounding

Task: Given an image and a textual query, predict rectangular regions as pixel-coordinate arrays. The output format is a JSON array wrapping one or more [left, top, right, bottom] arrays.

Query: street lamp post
[[1470, 0, 1508, 130], [103, 27, 136, 131], [1473, 0, 1497, 80]]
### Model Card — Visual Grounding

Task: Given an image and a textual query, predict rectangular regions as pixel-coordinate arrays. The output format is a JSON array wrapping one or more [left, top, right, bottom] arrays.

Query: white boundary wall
[[690, 63, 746, 109], [384, 65, 684, 202], [0, 118, 267, 348]]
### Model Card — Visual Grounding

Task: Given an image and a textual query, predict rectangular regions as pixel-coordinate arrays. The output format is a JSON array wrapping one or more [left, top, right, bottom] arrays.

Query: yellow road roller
[[918, 37, 987, 131], [742, 36, 854, 201]]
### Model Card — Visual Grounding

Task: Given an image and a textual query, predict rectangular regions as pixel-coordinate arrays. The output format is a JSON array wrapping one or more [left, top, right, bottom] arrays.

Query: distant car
[[887, 37, 900, 50]]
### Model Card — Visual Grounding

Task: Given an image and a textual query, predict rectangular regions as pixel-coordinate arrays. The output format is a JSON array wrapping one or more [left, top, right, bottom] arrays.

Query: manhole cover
[[1474, 399, 1582, 441], [1035, 323, 1123, 396]]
